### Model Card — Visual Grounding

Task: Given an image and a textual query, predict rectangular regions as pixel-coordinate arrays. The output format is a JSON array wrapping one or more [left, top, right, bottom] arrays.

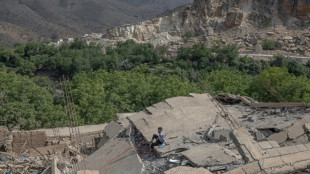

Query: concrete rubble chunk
[[287, 122, 305, 140], [231, 128, 261, 161], [255, 131, 265, 141], [181, 144, 237, 166], [75, 138, 143, 174], [266, 131, 288, 144], [164, 166, 212, 174]]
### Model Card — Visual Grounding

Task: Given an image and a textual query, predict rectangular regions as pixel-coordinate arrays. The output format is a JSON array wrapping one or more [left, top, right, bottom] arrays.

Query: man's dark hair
[[158, 127, 163, 130]]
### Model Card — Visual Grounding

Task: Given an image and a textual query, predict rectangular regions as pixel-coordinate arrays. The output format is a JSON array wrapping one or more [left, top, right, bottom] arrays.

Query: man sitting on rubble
[[150, 127, 166, 149]]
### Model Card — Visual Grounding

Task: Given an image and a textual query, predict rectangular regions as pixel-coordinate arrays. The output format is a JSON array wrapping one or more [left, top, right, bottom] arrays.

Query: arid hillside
[[0, 0, 192, 46]]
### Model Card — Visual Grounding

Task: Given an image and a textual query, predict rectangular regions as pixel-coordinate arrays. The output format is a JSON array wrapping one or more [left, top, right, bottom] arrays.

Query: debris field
[[1, 93, 310, 174]]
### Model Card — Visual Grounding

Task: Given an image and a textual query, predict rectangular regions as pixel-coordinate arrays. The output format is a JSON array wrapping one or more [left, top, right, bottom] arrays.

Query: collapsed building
[[1, 93, 310, 173]]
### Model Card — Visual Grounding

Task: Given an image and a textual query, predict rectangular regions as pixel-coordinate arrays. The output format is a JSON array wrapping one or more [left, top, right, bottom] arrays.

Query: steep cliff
[[105, 0, 310, 44]]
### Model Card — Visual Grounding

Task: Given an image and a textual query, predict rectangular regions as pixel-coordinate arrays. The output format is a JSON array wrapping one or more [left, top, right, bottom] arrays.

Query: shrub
[[262, 40, 276, 50], [182, 31, 194, 41]]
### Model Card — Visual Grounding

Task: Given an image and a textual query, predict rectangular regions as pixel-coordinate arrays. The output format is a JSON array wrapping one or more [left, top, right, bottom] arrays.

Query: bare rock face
[[296, 0, 310, 20], [105, 0, 309, 44], [282, 0, 310, 20], [225, 8, 244, 28]]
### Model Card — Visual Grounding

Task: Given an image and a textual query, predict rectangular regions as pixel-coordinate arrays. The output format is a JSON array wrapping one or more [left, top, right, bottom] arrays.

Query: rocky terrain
[[0, 0, 193, 46], [92, 0, 310, 57]]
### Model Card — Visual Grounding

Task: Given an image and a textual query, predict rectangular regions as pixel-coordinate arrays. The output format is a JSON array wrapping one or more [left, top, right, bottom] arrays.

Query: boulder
[[225, 8, 243, 28], [282, 0, 310, 20]]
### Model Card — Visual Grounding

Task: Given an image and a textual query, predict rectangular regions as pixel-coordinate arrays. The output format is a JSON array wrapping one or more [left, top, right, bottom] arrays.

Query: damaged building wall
[[12, 131, 47, 152], [228, 128, 310, 174]]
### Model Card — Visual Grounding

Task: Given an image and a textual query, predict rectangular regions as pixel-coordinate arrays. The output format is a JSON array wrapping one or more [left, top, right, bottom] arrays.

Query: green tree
[[0, 71, 65, 129], [205, 70, 252, 96], [249, 67, 310, 102]]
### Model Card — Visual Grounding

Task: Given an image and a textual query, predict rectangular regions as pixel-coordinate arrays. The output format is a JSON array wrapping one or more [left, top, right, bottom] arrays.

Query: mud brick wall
[[12, 131, 47, 152]]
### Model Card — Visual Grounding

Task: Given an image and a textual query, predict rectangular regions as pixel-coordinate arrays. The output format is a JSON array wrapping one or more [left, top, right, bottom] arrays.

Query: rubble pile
[[2, 93, 310, 173], [0, 124, 107, 174]]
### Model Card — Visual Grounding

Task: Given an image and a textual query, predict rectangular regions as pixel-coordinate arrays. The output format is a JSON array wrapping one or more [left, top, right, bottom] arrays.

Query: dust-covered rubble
[[2, 93, 310, 173]]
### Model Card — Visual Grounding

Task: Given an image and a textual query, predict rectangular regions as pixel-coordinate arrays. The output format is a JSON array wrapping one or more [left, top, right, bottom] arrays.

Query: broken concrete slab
[[266, 131, 288, 144], [164, 166, 212, 174], [130, 94, 230, 156], [153, 102, 172, 110], [116, 113, 137, 127], [287, 122, 305, 140], [104, 121, 124, 138], [165, 96, 202, 109], [97, 121, 124, 148], [75, 138, 143, 174], [181, 144, 237, 166]]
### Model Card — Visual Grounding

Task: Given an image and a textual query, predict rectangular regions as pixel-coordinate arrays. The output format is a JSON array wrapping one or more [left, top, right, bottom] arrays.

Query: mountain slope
[[0, 0, 193, 46]]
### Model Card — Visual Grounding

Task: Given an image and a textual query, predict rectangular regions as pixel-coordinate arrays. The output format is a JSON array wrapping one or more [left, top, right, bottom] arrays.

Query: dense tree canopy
[[0, 71, 66, 129], [1, 40, 310, 130]]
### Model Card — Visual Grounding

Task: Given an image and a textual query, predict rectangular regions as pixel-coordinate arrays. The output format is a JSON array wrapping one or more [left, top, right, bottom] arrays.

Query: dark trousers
[[151, 134, 163, 149]]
